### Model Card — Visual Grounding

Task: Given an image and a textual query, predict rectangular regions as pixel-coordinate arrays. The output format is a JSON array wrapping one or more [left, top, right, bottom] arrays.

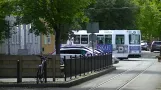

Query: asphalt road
[[1, 51, 161, 90], [141, 51, 159, 59]]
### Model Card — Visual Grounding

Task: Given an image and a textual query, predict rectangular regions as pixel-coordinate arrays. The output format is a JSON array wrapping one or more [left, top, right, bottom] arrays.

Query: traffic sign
[[87, 22, 99, 33]]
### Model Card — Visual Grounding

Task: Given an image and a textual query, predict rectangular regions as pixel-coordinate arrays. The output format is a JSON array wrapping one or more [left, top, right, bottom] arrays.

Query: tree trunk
[[159, 31, 161, 41], [55, 29, 61, 54]]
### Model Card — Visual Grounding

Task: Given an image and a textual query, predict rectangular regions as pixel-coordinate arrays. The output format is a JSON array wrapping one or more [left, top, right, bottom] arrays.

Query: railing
[[63, 53, 112, 81], [0, 54, 112, 83]]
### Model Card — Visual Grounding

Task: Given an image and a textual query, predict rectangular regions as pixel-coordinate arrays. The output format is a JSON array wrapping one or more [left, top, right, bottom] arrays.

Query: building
[[0, 16, 55, 55], [41, 34, 55, 55]]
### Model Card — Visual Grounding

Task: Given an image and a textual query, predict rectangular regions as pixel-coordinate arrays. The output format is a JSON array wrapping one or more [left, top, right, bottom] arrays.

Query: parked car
[[95, 49, 104, 53], [150, 41, 161, 52], [51, 45, 119, 64], [141, 40, 149, 51], [62, 45, 100, 54]]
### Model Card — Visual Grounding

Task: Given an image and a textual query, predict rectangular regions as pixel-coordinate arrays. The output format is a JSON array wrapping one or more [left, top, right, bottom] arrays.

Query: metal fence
[[63, 53, 112, 81]]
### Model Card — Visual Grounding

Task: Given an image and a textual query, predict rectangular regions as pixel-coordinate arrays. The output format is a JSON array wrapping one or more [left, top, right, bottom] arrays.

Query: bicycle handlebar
[[37, 55, 52, 60]]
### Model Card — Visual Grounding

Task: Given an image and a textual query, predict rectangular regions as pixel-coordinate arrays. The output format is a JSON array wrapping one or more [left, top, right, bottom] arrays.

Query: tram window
[[97, 35, 104, 44], [115, 35, 124, 44], [74, 35, 80, 44], [81, 35, 88, 44], [129, 34, 140, 44], [105, 35, 112, 44]]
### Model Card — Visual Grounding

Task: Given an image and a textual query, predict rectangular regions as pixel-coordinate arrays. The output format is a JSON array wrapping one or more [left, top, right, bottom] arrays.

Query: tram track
[[87, 60, 156, 90], [116, 61, 156, 90]]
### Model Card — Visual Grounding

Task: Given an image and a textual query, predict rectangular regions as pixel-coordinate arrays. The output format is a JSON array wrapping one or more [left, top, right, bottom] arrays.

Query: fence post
[[103, 53, 104, 68], [64, 56, 67, 81], [104, 53, 105, 67], [106, 53, 107, 68], [108, 53, 110, 67], [101, 53, 104, 69], [70, 55, 72, 79], [110, 53, 112, 66], [160, 46, 161, 56], [104, 53, 106, 68], [84, 55, 86, 75], [80, 55, 82, 76], [75, 55, 77, 78], [103, 53, 105, 69], [96, 54, 98, 71], [17, 60, 22, 83], [102, 53, 104, 69], [100, 54, 102, 70], [52, 56, 56, 82], [91, 54, 93, 73], [98, 54, 99, 70], [110, 53, 113, 65], [44, 60, 47, 83], [87, 54, 89, 74], [94, 55, 95, 72]]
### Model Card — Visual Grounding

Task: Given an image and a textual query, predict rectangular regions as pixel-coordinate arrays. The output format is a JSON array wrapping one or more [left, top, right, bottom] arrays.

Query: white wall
[[0, 16, 41, 55]]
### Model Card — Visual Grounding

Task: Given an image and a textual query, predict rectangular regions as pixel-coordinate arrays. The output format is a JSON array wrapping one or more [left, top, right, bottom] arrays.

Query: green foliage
[[0, 0, 16, 43], [134, 0, 161, 40], [86, 0, 138, 30], [14, 0, 94, 34], [9, 0, 94, 54]]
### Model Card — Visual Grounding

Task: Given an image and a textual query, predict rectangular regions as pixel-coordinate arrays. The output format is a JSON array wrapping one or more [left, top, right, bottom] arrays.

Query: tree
[[0, 0, 15, 43], [134, 0, 161, 40], [86, 0, 138, 30], [8, 0, 94, 54]]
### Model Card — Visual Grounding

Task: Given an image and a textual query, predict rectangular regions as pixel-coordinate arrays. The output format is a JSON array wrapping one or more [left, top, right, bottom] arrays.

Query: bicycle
[[36, 55, 47, 84]]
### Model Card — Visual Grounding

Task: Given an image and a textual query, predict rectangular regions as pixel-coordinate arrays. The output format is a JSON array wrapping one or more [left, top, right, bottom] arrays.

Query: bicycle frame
[[36, 55, 47, 84]]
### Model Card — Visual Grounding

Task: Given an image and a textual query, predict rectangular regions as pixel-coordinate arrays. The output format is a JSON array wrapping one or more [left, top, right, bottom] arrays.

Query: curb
[[0, 66, 116, 88]]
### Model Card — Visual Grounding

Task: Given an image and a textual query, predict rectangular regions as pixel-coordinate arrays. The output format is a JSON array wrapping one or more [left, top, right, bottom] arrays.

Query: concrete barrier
[[0, 55, 61, 79]]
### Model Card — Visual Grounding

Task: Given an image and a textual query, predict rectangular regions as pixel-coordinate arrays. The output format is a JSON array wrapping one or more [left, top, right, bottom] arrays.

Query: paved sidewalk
[[0, 66, 116, 88]]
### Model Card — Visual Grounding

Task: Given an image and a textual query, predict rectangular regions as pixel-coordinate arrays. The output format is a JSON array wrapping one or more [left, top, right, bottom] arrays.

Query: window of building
[[47, 35, 51, 44], [15, 33, 18, 44], [35, 35, 38, 44], [44, 35, 47, 44], [12, 34, 16, 44], [16, 27, 19, 44], [44, 35, 51, 44]]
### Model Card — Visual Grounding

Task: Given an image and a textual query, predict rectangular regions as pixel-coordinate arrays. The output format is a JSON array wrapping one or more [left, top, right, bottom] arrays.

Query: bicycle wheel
[[36, 67, 42, 84], [40, 70, 45, 83], [37, 68, 45, 84]]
